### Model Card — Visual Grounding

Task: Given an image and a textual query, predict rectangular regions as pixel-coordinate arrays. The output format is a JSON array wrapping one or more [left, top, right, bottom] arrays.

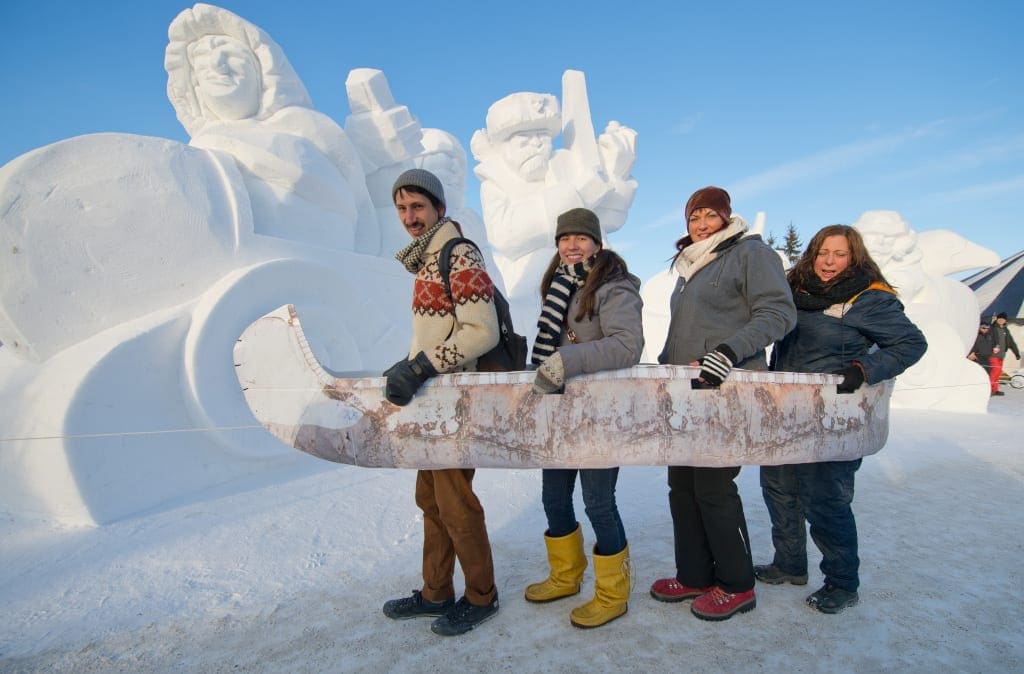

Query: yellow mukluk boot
[[570, 545, 630, 628], [525, 525, 587, 603]]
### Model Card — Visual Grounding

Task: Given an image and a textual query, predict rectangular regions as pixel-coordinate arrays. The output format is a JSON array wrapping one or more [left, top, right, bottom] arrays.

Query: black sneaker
[[806, 584, 859, 614], [754, 564, 808, 585], [430, 593, 500, 636], [382, 590, 454, 620]]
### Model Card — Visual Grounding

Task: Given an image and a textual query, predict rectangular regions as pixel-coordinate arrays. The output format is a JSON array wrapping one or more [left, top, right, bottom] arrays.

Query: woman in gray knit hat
[[526, 207, 644, 628]]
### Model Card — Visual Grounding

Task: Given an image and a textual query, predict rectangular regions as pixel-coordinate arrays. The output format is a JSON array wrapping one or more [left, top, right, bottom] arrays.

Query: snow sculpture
[[343, 68, 424, 256], [471, 70, 637, 338], [0, 134, 247, 362], [166, 3, 378, 254], [0, 3, 413, 525], [853, 210, 1000, 412], [414, 128, 504, 292]]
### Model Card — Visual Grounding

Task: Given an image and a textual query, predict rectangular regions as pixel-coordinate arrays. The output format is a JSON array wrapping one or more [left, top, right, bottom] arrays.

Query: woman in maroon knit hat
[[649, 186, 796, 621]]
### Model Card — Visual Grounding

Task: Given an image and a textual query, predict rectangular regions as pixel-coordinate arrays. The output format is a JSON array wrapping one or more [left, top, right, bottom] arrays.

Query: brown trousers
[[415, 468, 496, 606]]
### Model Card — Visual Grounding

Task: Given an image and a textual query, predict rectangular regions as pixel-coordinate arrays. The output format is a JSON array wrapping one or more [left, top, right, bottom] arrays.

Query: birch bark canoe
[[234, 304, 893, 468]]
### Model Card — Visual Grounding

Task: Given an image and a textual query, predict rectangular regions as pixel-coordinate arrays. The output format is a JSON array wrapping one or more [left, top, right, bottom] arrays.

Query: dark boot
[[382, 590, 454, 620], [806, 584, 859, 614]]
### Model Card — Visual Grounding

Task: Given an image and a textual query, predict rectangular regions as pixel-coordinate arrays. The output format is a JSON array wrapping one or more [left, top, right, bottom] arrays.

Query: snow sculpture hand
[[598, 121, 637, 179]]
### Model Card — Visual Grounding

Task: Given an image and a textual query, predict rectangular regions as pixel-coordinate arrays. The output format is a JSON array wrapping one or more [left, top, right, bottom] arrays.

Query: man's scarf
[[394, 217, 450, 274], [530, 258, 593, 365]]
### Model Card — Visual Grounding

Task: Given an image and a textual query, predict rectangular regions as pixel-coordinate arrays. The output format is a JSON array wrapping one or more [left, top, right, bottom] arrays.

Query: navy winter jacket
[[773, 285, 926, 385]]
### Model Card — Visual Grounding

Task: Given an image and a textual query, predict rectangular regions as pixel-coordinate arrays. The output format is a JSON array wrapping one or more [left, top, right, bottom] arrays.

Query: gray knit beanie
[[555, 208, 602, 245], [392, 168, 445, 208]]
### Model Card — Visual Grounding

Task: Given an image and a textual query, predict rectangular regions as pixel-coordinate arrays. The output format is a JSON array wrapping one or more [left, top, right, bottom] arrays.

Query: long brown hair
[[788, 224, 892, 289], [540, 248, 630, 322]]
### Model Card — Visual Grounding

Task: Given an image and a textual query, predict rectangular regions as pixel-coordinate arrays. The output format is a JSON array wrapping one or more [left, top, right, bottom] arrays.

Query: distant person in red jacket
[[988, 312, 1020, 396]]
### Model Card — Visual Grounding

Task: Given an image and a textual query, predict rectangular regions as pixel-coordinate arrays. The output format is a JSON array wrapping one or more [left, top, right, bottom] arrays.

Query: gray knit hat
[[555, 208, 602, 244], [392, 168, 445, 208]]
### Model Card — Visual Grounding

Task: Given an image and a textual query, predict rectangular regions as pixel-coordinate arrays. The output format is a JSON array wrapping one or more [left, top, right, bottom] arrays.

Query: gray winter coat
[[659, 234, 796, 369], [559, 272, 645, 377]]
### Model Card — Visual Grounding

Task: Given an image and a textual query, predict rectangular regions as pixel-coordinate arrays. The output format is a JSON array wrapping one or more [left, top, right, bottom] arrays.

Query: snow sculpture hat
[[485, 92, 561, 142]]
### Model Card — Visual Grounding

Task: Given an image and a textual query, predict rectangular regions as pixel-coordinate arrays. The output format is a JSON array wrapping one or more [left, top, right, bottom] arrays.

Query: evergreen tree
[[765, 231, 778, 248], [783, 222, 802, 264]]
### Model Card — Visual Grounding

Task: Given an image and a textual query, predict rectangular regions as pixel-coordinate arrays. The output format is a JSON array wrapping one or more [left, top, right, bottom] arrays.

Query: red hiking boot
[[649, 577, 712, 603], [691, 586, 756, 621]]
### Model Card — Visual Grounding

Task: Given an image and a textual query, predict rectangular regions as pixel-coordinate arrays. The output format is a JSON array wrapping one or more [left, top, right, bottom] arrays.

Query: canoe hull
[[235, 305, 892, 468]]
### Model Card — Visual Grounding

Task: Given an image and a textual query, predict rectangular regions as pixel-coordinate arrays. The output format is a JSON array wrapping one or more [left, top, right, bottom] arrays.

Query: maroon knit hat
[[684, 186, 732, 223]]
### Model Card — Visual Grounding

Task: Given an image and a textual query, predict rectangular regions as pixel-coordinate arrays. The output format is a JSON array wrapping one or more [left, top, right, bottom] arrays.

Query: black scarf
[[793, 268, 871, 311], [531, 259, 592, 365]]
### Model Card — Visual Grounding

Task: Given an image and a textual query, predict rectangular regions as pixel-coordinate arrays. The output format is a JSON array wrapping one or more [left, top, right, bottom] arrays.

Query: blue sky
[[1, 0, 1021, 283]]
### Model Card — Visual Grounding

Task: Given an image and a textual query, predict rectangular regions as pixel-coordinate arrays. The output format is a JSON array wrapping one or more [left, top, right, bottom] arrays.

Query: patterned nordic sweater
[[408, 221, 500, 373]]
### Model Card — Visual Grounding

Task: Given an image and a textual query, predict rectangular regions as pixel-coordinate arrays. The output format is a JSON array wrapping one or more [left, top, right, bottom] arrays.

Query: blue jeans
[[541, 468, 626, 556], [760, 459, 862, 591]]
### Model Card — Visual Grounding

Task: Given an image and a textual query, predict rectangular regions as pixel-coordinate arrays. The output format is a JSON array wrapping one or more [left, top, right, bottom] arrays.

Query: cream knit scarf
[[673, 216, 748, 281]]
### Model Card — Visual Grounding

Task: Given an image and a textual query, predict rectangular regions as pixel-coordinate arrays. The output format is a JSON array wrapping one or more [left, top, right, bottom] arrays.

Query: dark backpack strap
[[438, 236, 475, 303]]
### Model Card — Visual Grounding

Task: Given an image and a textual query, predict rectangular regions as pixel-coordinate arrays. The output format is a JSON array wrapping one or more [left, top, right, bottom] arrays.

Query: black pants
[[668, 466, 754, 593]]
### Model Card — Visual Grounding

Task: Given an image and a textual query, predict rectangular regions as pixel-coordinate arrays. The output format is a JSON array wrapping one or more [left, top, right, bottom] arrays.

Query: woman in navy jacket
[[756, 224, 926, 614]]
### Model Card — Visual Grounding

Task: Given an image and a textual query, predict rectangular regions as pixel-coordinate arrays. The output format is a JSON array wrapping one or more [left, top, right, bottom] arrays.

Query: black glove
[[696, 345, 737, 388], [835, 363, 865, 394], [385, 351, 438, 406]]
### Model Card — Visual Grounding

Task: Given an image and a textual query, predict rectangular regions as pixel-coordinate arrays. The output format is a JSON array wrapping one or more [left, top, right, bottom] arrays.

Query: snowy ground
[[1, 389, 1021, 673]]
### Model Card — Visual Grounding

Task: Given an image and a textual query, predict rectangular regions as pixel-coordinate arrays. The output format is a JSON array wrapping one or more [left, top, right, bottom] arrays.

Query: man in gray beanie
[[381, 168, 502, 636], [392, 168, 446, 210]]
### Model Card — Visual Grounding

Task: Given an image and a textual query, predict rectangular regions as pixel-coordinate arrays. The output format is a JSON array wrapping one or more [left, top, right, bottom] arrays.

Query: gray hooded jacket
[[559, 272, 645, 377], [659, 234, 796, 369]]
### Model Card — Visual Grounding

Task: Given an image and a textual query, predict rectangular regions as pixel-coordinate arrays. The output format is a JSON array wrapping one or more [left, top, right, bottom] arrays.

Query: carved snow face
[[501, 130, 552, 181], [853, 211, 914, 267], [686, 208, 726, 243], [557, 233, 600, 266], [814, 234, 852, 282], [394, 189, 444, 239], [189, 35, 260, 121]]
